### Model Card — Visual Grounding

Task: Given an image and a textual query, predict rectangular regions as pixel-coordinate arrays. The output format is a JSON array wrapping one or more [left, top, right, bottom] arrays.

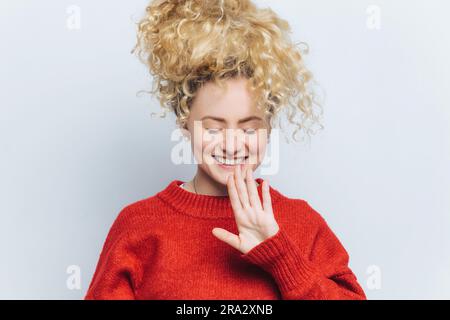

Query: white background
[[0, 0, 449, 299]]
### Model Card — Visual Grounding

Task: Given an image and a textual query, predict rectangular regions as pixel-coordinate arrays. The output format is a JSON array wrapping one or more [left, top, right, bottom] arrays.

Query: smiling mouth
[[212, 155, 249, 166]]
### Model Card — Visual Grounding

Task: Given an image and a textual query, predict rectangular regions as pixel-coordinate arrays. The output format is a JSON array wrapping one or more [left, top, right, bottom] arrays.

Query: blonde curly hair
[[131, 0, 324, 143]]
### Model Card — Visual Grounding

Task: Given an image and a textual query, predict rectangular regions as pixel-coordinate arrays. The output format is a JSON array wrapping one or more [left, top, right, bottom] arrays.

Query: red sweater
[[84, 178, 366, 300]]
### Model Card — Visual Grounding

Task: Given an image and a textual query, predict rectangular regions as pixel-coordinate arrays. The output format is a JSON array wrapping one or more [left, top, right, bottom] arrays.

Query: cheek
[[191, 132, 220, 164], [247, 133, 268, 166], [190, 132, 204, 164], [258, 135, 268, 156]]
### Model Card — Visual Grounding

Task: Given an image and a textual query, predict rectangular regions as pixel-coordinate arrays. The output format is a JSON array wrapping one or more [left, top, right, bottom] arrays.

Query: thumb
[[212, 228, 241, 251]]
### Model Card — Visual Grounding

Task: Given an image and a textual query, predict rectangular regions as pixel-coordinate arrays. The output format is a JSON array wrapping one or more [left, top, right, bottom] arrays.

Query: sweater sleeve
[[240, 213, 366, 300], [84, 208, 142, 300]]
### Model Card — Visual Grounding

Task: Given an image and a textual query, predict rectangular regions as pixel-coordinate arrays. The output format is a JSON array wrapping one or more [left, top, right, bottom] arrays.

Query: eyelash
[[206, 128, 256, 135], [206, 128, 222, 134]]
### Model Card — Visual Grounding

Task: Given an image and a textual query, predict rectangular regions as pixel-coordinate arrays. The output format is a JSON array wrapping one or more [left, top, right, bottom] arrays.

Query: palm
[[212, 165, 280, 254]]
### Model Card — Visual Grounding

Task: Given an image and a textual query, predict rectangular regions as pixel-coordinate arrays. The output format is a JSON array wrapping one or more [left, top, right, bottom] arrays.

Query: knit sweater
[[84, 178, 366, 300]]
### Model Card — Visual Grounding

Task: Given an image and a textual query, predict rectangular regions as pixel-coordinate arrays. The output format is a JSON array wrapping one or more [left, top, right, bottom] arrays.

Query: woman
[[85, 0, 366, 300]]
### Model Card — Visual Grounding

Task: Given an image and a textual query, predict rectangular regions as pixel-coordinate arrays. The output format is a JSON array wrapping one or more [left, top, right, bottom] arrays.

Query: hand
[[212, 165, 280, 254]]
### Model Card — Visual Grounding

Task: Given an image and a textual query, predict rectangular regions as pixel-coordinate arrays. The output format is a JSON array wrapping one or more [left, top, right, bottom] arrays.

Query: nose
[[220, 128, 246, 159]]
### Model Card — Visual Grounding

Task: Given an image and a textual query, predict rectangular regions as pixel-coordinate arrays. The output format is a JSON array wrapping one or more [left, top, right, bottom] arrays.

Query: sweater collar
[[156, 177, 284, 219]]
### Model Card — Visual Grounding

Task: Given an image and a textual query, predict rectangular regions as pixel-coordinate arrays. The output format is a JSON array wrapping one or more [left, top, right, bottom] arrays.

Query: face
[[183, 76, 270, 185]]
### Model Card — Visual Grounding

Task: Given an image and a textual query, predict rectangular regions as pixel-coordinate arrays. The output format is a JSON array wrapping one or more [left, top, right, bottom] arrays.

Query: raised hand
[[212, 165, 280, 254]]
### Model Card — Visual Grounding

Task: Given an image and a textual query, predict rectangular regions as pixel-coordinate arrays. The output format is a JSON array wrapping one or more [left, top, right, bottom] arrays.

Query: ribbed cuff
[[240, 228, 320, 293]]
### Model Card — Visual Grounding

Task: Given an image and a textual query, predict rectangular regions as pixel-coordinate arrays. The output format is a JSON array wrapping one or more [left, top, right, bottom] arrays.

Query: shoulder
[[95, 195, 164, 258], [106, 195, 165, 240], [120, 195, 164, 219], [274, 191, 327, 229], [276, 196, 350, 264]]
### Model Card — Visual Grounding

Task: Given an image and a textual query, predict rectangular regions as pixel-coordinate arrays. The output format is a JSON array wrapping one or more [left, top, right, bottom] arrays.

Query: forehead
[[190, 77, 264, 121]]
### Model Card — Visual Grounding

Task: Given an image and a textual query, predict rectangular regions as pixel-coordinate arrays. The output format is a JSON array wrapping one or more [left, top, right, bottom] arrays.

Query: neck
[[192, 167, 229, 196], [157, 177, 283, 219]]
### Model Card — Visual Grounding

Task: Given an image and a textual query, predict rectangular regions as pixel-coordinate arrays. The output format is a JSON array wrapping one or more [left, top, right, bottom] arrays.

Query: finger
[[262, 179, 273, 213], [212, 228, 241, 251], [227, 173, 243, 213], [245, 169, 263, 211], [234, 164, 250, 208]]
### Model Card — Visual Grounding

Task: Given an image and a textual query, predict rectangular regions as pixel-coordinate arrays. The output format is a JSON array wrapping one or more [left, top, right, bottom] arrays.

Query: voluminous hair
[[132, 0, 324, 142]]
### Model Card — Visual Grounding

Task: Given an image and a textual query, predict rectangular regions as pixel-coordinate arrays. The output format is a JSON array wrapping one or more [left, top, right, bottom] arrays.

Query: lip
[[212, 155, 248, 170]]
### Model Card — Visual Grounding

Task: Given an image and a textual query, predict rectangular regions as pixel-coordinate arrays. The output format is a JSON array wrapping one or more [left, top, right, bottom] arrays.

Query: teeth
[[213, 155, 246, 165]]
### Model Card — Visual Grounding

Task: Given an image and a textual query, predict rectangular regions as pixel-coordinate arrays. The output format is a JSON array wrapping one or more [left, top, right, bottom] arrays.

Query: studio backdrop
[[0, 0, 449, 299]]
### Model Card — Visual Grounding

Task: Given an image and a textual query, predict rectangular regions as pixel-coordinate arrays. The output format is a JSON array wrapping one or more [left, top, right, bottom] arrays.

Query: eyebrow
[[200, 116, 264, 124]]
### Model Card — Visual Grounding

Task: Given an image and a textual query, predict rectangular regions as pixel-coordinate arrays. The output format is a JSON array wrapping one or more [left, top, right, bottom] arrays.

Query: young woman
[[85, 0, 366, 300]]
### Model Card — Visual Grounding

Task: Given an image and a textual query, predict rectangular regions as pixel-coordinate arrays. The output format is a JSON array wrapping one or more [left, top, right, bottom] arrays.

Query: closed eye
[[206, 128, 223, 134], [206, 128, 257, 135], [243, 128, 257, 134]]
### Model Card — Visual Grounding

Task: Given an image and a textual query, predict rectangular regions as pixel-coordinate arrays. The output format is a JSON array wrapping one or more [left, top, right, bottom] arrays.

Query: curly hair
[[131, 0, 324, 143]]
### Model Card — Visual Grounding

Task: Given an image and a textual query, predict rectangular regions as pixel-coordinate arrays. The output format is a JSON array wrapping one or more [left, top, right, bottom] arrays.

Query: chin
[[209, 170, 229, 186], [209, 163, 258, 185]]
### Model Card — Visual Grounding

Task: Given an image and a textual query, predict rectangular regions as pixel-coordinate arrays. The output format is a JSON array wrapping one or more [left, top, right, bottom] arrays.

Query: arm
[[240, 219, 367, 300], [84, 209, 142, 300]]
